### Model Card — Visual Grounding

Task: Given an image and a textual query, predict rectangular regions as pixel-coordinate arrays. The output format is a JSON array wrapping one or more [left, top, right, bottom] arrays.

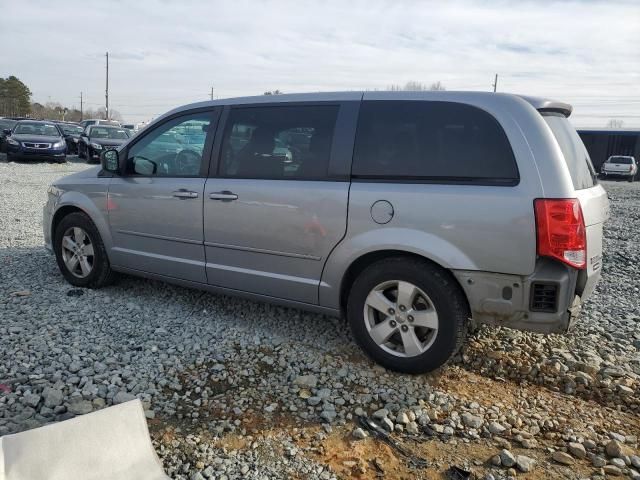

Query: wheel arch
[[336, 249, 471, 318], [51, 194, 113, 254]]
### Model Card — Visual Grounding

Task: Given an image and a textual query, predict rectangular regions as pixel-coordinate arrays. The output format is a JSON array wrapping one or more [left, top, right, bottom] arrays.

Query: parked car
[[56, 122, 84, 155], [43, 92, 609, 373], [600, 155, 637, 182], [78, 125, 131, 162], [79, 119, 121, 130], [120, 124, 136, 137], [0, 118, 18, 153], [4, 120, 66, 163]]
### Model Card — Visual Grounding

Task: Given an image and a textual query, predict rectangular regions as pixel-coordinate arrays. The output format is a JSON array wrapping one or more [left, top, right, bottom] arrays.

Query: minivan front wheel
[[347, 257, 468, 374], [54, 212, 115, 288]]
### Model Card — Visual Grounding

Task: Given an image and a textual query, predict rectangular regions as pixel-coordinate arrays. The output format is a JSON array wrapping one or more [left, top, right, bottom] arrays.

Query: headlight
[[7, 138, 19, 146], [90, 143, 103, 150], [53, 141, 65, 148]]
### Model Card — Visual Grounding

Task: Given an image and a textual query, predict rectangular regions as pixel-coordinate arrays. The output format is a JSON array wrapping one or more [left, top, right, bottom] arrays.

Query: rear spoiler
[[517, 95, 573, 117]]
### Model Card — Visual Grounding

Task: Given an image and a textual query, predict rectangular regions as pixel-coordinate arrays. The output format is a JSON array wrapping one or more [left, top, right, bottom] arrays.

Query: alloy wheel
[[363, 280, 439, 358], [61, 227, 94, 278]]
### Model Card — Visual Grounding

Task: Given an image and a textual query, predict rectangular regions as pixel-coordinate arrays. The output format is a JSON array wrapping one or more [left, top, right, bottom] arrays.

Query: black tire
[[53, 212, 115, 288], [347, 257, 468, 374], [6, 153, 13, 162], [78, 144, 85, 159], [56, 156, 67, 164]]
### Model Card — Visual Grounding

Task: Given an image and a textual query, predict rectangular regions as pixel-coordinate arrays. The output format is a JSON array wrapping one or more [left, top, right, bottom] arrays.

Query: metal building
[[578, 129, 640, 172]]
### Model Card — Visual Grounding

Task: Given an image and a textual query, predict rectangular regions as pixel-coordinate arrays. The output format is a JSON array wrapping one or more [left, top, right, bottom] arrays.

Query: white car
[[600, 155, 638, 182]]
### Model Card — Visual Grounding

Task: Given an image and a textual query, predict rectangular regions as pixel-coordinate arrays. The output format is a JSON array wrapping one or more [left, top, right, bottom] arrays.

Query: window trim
[[350, 100, 521, 187], [119, 107, 220, 179], [210, 102, 353, 182]]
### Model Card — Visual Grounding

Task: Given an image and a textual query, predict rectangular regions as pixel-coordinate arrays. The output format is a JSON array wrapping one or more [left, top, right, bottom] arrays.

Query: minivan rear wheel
[[54, 212, 115, 288], [347, 257, 468, 374]]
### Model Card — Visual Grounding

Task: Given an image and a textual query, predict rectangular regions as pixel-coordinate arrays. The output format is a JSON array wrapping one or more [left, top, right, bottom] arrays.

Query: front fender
[[51, 190, 113, 254], [319, 227, 478, 310]]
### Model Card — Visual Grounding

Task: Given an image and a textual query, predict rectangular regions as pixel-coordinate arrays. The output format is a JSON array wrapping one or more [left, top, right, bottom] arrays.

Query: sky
[[2, 0, 639, 127]]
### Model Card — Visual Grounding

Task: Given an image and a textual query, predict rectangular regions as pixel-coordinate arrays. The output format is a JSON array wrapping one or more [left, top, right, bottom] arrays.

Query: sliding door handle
[[209, 191, 238, 201], [172, 190, 199, 199]]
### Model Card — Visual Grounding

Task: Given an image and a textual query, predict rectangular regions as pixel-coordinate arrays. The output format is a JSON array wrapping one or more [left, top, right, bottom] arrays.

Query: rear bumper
[[454, 258, 600, 334], [601, 170, 635, 177]]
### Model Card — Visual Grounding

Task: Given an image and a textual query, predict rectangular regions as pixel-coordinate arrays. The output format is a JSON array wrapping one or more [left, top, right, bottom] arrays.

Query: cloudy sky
[[2, 0, 639, 126]]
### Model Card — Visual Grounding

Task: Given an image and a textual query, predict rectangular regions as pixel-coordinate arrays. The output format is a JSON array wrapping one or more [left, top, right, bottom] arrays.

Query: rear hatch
[[542, 113, 609, 299]]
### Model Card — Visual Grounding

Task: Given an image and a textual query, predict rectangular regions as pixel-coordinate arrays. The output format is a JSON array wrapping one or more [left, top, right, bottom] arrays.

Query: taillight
[[534, 198, 586, 269]]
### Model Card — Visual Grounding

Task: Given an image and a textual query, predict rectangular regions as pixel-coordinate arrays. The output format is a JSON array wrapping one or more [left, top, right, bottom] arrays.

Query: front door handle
[[209, 191, 238, 201], [172, 190, 199, 199]]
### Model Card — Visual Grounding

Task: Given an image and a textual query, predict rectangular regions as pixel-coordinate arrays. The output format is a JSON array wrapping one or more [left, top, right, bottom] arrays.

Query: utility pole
[[105, 52, 109, 120], [80, 92, 83, 121], [492, 73, 498, 93], [210, 86, 214, 101]]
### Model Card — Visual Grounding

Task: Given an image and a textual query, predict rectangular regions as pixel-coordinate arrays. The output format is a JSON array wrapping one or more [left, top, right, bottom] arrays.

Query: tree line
[[0, 75, 122, 121], [0, 76, 32, 117]]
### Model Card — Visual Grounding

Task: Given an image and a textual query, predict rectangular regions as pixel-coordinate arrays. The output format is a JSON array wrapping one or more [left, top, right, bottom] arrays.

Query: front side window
[[126, 112, 213, 177], [219, 105, 339, 179], [352, 101, 519, 184]]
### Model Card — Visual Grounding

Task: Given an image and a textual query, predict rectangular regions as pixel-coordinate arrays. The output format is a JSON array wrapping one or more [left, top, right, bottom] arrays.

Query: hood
[[54, 166, 103, 186], [11, 134, 62, 144], [89, 137, 127, 147]]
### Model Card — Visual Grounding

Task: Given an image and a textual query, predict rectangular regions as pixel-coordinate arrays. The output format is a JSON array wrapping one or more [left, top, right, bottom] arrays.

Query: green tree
[[0, 76, 32, 116]]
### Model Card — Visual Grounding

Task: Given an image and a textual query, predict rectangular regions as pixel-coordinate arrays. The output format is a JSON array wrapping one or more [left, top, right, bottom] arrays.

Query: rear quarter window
[[542, 113, 596, 190], [352, 101, 519, 184]]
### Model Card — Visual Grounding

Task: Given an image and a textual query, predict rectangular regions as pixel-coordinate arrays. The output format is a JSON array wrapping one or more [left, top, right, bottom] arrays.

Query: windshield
[[89, 127, 129, 139], [14, 123, 60, 136], [543, 113, 596, 190], [60, 125, 83, 135], [0, 119, 17, 130], [608, 157, 633, 164]]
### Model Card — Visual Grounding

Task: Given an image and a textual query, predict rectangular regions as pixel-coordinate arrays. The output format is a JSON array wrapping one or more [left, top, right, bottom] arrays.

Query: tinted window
[[352, 101, 518, 183], [543, 114, 596, 190], [60, 124, 83, 135], [14, 123, 61, 136], [608, 156, 633, 164], [219, 105, 339, 179], [89, 126, 129, 139], [126, 113, 213, 177]]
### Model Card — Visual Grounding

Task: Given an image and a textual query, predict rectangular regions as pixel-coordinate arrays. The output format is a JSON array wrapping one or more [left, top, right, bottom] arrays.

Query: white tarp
[[0, 399, 169, 480]]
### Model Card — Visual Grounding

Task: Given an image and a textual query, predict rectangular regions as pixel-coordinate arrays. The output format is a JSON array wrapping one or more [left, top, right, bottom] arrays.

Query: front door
[[108, 110, 218, 283], [203, 104, 350, 304]]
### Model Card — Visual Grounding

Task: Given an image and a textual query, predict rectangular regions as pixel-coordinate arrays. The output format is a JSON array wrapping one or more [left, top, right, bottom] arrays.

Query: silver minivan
[[43, 92, 609, 373]]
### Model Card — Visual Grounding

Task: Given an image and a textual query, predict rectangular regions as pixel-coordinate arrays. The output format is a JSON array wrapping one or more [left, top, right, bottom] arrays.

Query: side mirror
[[2, 129, 11, 136], [133, 158, 157, 176], [101, 149, 120, 174], [81, 133, 88, 138]]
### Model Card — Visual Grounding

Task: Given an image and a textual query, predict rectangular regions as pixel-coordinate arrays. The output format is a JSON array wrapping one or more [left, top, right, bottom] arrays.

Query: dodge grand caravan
[[43, 92, 609, 373]]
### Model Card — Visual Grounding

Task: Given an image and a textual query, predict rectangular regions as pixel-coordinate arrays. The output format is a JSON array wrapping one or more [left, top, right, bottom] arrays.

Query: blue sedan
[[4, 120, 67, 163]]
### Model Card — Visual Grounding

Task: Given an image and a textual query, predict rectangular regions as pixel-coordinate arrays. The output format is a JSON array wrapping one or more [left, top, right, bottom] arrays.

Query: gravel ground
[[1, 155, 639, 480]]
